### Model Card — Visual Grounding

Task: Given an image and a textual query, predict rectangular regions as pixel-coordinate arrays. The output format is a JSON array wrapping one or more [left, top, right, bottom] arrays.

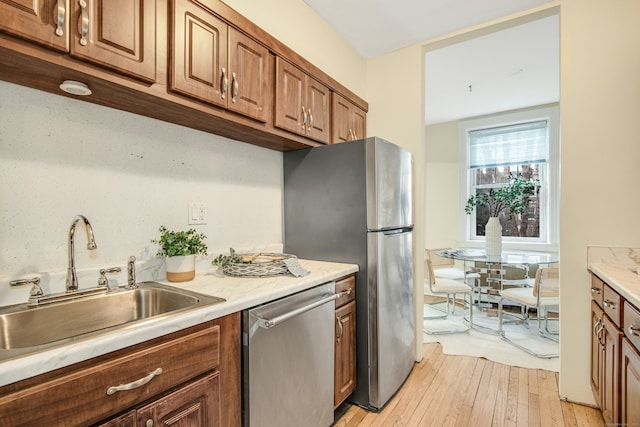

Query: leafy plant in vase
[[152, 226, 208, 282], [464, 173, 540, 257]]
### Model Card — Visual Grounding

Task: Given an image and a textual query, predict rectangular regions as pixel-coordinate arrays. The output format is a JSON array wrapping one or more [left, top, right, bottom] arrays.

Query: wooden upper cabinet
[[275, 57, 330, 144], [170, 0, 271, 123], [170, 0, 228, 108], [0, 0, 155, 82], [0, 0, 69, 51], [332, 92, 366, 144], [227, 28, 271, 122], [69, 0, 156, 83]]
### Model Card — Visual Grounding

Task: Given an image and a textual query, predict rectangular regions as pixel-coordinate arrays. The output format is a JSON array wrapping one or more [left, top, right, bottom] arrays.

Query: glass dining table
[[437, 248, 560, 332]]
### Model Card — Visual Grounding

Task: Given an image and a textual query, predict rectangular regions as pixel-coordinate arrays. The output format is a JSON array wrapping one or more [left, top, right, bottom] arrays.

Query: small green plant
[[152, 226, 208, 257], [465, 173, 540, 218], [212, 248, 244, 267]]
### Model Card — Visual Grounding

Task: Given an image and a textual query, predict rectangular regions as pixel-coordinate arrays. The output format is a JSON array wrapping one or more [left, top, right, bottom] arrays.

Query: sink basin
[[0, 282, 224, 352]]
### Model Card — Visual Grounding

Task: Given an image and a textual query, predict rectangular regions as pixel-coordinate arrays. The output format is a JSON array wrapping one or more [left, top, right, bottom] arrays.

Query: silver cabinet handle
[[307, 108, 313, 132], [231, 72, 238, 103], [55, 0, 66, 37], [301, 106, 307, 128], [221, 68, 228, 99], [603, 300, 616, 310], [257, 293, 340, 329], [591, 287, 601, 295], [629, 325, 640, 337], [336, 316, 343, 342], [106, 368, 163, 395], [78, 0, 89, 46]]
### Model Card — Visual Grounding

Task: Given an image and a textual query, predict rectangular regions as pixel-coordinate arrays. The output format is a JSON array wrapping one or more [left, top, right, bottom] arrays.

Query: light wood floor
[[334, 342, 604, 427]]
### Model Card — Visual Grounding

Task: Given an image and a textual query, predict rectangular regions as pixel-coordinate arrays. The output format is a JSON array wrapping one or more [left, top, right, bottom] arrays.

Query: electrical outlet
[[188, 203, 207, 225]]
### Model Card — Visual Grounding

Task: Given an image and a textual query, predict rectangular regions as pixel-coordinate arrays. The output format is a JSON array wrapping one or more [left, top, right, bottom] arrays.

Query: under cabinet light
[[59, 80, 92, 96]]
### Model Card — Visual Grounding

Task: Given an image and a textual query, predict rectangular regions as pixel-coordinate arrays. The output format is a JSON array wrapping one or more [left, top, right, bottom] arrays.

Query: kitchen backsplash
[[0, 81, 284, 307], [587, 246, 640, 266]]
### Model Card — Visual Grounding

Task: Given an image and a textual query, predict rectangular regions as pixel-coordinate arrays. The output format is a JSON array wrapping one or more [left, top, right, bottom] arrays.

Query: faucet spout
[[66, 215, 97, 292]]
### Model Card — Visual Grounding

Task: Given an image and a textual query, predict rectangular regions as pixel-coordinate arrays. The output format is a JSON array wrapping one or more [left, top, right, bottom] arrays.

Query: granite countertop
[[587, 246, 640, 309], [589, 263, 640, 308], [0, 259, 358, 388]]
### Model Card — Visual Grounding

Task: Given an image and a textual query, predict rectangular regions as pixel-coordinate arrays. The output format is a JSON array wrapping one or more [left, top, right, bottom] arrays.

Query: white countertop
[[0, 259, 358, 388], [589, 262, 640, 308]]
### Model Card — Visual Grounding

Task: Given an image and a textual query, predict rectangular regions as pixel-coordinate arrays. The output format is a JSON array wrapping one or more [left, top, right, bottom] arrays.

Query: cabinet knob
[[590, 287, 601, 295], [629, 325, 640, 337], [146, 419, 154, 427]]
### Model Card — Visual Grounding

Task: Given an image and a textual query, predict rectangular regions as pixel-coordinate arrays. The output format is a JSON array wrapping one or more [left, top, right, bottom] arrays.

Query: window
[[459, 106, 559, 250]]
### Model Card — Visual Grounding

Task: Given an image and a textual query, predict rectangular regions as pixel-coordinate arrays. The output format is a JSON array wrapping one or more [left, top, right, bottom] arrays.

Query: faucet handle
[[127, 256, 137, 289], [98, 267, 121, 289], [10, 277, 44, 306]]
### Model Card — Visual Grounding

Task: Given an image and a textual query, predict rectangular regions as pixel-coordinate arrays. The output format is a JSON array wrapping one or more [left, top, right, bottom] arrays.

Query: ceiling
[[303, 0, 559, 125]]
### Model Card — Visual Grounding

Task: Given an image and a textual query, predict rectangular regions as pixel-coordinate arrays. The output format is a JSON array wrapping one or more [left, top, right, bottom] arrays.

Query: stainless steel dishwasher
[[242, 282, 337, 427]]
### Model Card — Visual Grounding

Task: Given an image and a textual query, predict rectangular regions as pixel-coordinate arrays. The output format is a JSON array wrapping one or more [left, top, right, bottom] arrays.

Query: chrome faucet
[[66, 215, 97, 291]]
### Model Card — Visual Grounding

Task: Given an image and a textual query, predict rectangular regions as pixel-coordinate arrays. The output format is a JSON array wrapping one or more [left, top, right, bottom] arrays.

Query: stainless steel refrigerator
[[283, 136, 415, 411]]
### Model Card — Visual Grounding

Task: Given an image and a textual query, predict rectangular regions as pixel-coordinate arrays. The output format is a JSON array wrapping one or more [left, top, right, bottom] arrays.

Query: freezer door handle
[[256, 291, 349, 329], [382, 227, 413, 235]]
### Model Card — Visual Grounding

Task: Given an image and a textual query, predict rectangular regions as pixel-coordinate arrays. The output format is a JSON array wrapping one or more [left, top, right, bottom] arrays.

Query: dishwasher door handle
[[257, 292, 344, 329]]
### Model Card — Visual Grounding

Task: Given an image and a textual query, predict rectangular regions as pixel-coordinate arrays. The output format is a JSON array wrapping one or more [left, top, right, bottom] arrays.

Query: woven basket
[[222, 253, 297, 277]]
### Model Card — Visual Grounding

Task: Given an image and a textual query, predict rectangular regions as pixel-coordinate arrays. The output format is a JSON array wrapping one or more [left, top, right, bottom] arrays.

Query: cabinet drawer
[[603, 285, 624, 328], [624, 301, 640, 351], [0, 322, 220, 426], [591, 274, 604, 306], [335, 275, 355, 309]]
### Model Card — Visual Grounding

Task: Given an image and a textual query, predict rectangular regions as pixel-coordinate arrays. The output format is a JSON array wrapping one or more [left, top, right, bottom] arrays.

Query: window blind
[[469, 120, 548, 168]]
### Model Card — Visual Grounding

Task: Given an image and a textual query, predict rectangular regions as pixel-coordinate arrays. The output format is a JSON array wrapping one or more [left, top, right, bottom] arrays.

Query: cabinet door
[[602, 314, 622, 425], [334, 301, 356, 408], [621, 339, 640, 426], [351, 105, 366, 141], [305, 76, 330, 144], [591, 301, 603, 405], [70, 0, 156, 83], [137, 372, 221, 427], [227, 28, 271, 123], [0, 0, 68, 51], [169, 0, 228, 108], [274, 58, 305, 136], [331, 93, 352, 144]]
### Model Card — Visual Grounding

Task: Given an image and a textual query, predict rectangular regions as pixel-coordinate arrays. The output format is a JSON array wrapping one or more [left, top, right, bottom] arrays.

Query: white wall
[[559, 0, 640, 402], [424, 121, 459, 249], [224, 0, 367, 99], [0, 80, 282, 303], [366, 44, 426, 360]]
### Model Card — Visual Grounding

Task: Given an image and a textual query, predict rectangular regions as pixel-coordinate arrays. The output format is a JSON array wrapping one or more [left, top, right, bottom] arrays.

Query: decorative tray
[[222, 253, 298, 277]]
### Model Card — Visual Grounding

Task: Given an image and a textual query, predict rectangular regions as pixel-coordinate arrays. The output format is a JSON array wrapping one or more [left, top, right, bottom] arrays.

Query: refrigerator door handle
[[256, 292, 340, 329], [381, 227, 413, 235]]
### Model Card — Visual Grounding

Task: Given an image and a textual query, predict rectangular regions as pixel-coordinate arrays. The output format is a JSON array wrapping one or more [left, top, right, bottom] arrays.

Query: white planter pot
[[485, 217, 502, 258], [165, 254, 196, 282]]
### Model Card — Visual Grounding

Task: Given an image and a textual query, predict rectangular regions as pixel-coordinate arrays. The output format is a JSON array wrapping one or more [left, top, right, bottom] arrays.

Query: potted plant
[[464, 173, 540, 256], [152, 226, 208, 282]]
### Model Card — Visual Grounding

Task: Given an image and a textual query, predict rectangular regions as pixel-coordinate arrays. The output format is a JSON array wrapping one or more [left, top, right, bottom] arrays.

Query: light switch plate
[[188, 203, 207, 225]]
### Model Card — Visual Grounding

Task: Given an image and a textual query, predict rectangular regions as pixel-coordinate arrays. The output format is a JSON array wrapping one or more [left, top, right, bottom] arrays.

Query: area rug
[[422, 305, 559, 372]]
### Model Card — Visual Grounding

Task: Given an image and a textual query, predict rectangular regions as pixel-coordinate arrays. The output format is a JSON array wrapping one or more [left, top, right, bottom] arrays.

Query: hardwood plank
[[336, 343, 605, 427]]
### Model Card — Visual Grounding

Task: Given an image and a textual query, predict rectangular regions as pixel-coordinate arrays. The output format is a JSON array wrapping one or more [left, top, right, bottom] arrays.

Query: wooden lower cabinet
[[99, 372, 220, 427], [591, 295, 622, 425], [334, 275, 356, 408], [621, 338, 640, 426], [335, 301, 356, 408], [0, 313, 240, 427]]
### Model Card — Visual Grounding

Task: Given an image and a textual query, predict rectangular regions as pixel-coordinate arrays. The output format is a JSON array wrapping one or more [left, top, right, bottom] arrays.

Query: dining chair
[[497, 267, 559, 358], [423, 258, 473, 335], [426, 248, 479, 283]]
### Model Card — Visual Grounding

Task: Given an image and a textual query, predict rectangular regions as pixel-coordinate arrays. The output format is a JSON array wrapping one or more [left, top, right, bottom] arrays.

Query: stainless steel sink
[[0, 282, 224, 353]]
